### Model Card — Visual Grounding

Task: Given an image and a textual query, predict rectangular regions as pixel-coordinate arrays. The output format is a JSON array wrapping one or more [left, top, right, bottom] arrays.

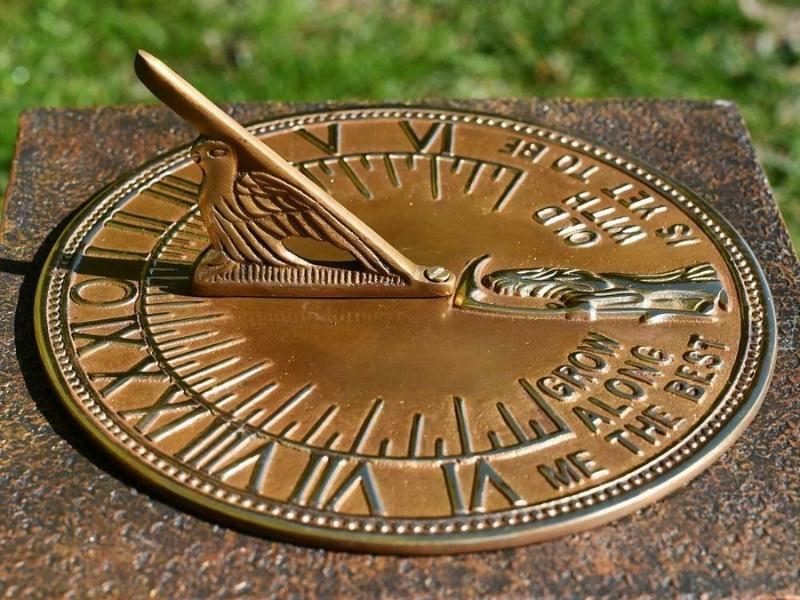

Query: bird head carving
[[191, 139, 238, 185]]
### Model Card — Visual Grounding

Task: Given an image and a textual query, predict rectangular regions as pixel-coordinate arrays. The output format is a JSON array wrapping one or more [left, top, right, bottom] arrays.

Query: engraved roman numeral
[[174, 414, 280, 492], [140, 382, 276, 443], [215, 440, 277, 493], [442, 459, 525, 515], [289, 453, 385, 515], [400, 120, 454, 154], [119, 383, 197, 434], [441, 462, 467, 514], [296, 123, 341, 155], [121, 376, 282, 492], [325, 461, 384, 514], [289, 450, 341, 507], [89, 355, 169, 397], [70, 314, 145, 357]]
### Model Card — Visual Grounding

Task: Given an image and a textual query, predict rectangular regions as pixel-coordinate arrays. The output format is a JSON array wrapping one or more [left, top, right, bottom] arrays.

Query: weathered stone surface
[[1, 101, 797, 598]]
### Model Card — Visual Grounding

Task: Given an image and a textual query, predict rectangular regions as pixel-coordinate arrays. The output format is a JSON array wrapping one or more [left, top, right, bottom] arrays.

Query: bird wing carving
[[209, 171, 393, 274]]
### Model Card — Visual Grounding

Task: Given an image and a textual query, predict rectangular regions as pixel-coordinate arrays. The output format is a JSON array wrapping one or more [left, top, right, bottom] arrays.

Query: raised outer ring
[[34, 106, 777, 554]]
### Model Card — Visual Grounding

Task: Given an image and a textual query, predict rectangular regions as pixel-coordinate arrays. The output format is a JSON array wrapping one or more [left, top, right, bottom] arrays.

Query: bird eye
[[209, 148, 228, 158]]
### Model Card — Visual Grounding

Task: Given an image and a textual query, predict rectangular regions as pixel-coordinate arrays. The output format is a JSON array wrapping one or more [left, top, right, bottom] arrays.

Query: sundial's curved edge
[[33, 105, 777, 554]]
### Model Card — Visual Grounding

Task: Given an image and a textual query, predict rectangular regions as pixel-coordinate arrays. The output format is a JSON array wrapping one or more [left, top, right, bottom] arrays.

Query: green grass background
[[2, 0, 799, 249]]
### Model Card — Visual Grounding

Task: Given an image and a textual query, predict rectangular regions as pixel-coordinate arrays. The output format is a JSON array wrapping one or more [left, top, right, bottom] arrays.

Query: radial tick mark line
[[453, 396, 473, 454], [199, 362, 270, 398], [177, 355, 240, 381], [383, 155, 401, 188], [408, 413, 425, 457], [497, 402, 528, 443], [154, 330, 218, 350], [258, 383, 315, 432], [492, 170, 526, 212], [161, 334, 235, 359], [301, 404, 339, 444], [350, 398, 384, 453]]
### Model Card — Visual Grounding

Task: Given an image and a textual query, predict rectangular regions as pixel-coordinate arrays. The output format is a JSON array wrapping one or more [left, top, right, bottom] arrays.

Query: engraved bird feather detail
[[191, 139, 393, 274]]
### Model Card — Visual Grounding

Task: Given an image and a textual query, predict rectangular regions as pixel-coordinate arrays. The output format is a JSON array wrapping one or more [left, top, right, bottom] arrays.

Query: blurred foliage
[[1, 0, 798, 248]]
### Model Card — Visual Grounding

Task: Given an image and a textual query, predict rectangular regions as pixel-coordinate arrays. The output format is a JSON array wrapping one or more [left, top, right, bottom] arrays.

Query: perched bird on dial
[[134, 50, 454, 298], [190, 138, 394, 275]]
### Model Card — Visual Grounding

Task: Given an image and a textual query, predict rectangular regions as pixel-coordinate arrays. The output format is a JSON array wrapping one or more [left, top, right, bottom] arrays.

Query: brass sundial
[[33, 51, 776, 553]]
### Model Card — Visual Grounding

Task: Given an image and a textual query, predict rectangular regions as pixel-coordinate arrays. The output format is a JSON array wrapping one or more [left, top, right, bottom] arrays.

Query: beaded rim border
[[35, 106, 775, 550]]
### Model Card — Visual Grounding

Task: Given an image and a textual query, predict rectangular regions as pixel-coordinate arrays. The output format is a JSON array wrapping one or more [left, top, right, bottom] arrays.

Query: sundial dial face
[[34, 56, 775, 554]]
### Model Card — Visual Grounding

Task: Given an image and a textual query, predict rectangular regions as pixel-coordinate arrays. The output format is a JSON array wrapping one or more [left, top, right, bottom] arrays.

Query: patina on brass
[[135, 51, 453, 298], [32, 51, 776, 554]]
